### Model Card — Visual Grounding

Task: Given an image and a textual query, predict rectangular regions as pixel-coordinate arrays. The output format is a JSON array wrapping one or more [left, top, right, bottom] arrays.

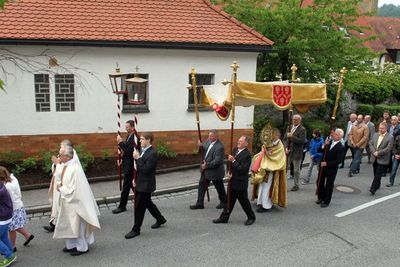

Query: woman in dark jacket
[[0, 166, 16, 265]]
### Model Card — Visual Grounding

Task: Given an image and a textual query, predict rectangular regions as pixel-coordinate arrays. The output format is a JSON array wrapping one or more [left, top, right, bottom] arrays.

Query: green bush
[[346, 70, 392, 104], [12, 157, 37, 176], [302, 119, 330, 139], [40, 150, 58, 174], [357, 104, 374, 116], [74, 145, 95, 172], [101, 148, 112, 160], [0, 151, 25, 165], [156, 141, 177, 159], [373, 104, 397, 121]]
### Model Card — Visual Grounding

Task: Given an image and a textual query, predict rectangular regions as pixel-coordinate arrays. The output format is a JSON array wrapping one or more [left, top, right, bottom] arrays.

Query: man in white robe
[[45, 140, 81, 232], [53, 146, 100, 256]]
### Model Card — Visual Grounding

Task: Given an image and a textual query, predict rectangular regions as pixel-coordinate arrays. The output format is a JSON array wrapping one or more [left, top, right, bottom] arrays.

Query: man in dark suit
[[284, 114, 307, 191], [190, 129, 226, 210], [316, 128, 345, 208], [212, 136, 255, 226], [369, 122, 394, 195], [113, 120, 136, 214], [125, 132, 166, 239]]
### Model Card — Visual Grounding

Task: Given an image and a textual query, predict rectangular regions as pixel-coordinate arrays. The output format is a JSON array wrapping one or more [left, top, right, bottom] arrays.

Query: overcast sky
[[378, 0, 400, 7]]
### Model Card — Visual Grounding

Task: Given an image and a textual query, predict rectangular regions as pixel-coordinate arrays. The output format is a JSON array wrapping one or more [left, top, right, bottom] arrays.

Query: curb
[[21, 164, 199, 191], [25, 182, 200, 214]]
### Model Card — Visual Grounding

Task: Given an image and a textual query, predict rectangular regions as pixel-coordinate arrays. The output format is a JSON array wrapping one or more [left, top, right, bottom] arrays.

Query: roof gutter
[[0, 39, 272, 52]]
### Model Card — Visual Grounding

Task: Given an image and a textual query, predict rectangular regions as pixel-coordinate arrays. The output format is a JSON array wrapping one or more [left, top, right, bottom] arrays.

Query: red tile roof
[[367, 16, 400, 50], [0, 0, 273, 49], [352, 16, 400, 53], [352, 16, 387, 53]]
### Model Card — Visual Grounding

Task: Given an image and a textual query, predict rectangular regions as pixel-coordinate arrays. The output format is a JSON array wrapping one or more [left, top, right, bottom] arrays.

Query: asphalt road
[[12, 161, 400, 267]]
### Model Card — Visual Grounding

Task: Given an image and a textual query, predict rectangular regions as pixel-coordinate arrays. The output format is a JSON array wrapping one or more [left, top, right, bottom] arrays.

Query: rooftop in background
[[0, 0, 273, 51], [354, 16, 400, 53]]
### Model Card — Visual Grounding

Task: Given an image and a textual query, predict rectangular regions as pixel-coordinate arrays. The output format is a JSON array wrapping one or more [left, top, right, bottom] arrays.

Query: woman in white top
[[0, 169, 34, 251]]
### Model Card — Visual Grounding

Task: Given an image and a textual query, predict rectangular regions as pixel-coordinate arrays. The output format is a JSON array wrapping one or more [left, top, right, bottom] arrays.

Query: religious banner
[[201, 80, 327, 119]]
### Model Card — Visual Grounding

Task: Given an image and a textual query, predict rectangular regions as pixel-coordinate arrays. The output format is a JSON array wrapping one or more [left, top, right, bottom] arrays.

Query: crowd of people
[[1, 111, 400, 264]]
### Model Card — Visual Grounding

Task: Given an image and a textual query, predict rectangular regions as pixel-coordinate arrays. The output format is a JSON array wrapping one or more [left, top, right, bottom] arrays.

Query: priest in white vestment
[[45, 140, 81, 232], [53, 145, 100, 256]]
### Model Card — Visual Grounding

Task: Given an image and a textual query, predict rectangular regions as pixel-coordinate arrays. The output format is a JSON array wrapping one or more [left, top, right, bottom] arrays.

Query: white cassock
[[257, 172, 274, 209], [53, 158, 100, 252], [48, 149, 81, 224]]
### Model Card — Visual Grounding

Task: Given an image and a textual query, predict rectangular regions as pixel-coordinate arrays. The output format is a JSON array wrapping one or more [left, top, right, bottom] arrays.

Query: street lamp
[[125, 73, 148, 105], [108, 65, 128, 94]]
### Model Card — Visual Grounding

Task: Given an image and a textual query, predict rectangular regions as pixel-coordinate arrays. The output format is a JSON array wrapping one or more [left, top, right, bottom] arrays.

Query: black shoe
[[348, 172, 353, 177], [320, 203, 329, 208], [43, 222, 55, 232], [63, 247, 77, 253], [125, 230, 140, 239], [369, 189, 375, 195], [70, 249, 88, 256], [386, 183, 393, 187], [290, 185, 299, 192], [256, 206, 268, 213], [355, 170, 359, 174], [315, 199, 323, 204], [112, 207, 127, 214], [189, 204, 204, 210], [24, 234, 34, 246], [151, 218, 167, 229], [212, 218, 228, 224], [215, 203, 225, 209], [244, 219, 255, 226], [13, 247, 16, 253]]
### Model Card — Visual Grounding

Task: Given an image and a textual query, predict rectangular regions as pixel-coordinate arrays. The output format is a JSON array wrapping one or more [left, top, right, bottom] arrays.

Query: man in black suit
[[190, 129, 226, 210], [125, 132, 166, 239], [213, 136, 255, 225], [316, 128, 345, 208], [113, 120, 137, 214]]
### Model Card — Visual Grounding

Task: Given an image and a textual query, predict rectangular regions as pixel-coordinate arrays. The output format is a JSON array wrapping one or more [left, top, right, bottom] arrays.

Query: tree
[[378, 4, 400, 18], [0, 0, 7, 9], [215, 0, 374, 84], [0, 0, 8, 90]]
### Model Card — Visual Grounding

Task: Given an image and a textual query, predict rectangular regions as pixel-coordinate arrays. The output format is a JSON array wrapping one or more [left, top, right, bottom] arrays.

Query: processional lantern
[[108, 64, 128, 95], [125, 71, 148, 105]]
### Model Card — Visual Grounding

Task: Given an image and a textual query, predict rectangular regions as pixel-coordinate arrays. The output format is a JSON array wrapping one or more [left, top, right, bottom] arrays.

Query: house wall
[[0, 45, 257, 156]]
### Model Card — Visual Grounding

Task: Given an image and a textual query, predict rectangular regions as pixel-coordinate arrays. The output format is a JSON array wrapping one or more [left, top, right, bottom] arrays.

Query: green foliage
[[302, 119, 330, 139], [220, 0, 373, 83], [373, 104, 397, 120], [156, 141, 177, 159], [74, 145, 95, 172], [40, 150, 57, 174], [378, 4, 400, 18], [251, 113, 274, 152], [0, 0, 7, 9], [0, 151, 25, 165], [345, 70, 392, 104], [12, 157, 37, 176], [382, 63, 400, 100], [357, 104, 374, 116], [101, 148, 112, 160]]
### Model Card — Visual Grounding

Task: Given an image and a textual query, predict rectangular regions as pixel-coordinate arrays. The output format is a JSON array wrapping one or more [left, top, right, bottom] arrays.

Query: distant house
[[0, 0, 273, 156], [354, 16, 400, 68]]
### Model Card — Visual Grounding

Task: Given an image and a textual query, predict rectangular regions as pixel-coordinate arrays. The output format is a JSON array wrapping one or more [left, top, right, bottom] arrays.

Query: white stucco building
[[0, 0, 273, 155]]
